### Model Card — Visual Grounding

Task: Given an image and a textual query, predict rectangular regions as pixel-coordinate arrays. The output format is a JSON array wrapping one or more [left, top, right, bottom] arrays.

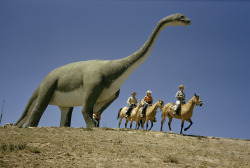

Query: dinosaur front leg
[[82, 102, 97, 128], [59, 107, 73, 127], [81, 84, 104, 128]]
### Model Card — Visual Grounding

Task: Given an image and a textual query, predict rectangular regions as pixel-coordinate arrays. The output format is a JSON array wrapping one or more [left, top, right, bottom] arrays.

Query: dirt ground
[[0, 126, 249, 168]]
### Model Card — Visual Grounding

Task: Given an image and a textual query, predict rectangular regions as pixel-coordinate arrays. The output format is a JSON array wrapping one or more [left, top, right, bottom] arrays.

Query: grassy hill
[[0, 126, 249, 168]]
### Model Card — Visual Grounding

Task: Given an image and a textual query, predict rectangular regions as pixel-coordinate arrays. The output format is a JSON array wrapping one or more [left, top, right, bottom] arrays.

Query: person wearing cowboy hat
[[173, 85, 186, 116], [141, 90, 153, 119], [126, 92, 138, 118]]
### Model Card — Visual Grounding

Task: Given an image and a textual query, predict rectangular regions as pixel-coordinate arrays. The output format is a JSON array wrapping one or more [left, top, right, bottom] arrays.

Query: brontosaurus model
[[14, 13, 191, 128]]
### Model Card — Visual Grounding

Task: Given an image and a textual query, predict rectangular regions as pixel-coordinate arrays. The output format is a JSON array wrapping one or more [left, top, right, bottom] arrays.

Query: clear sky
[[1, 0, 249, 139]]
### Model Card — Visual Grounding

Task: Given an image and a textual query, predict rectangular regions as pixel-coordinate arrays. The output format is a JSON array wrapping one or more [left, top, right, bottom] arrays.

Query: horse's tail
[[117, 108, 122, 120]]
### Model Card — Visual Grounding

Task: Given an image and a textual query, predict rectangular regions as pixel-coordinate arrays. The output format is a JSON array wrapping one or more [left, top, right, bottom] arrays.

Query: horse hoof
[[169, 131, 173, 133], [184, 128, 187, 131]]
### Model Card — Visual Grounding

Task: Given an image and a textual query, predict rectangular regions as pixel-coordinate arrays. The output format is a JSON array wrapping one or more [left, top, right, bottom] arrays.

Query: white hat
[[147, 90, 152, 94]]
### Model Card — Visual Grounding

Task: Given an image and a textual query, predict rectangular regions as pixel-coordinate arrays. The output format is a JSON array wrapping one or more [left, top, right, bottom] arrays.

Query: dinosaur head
[[162, 13, 191, 27]]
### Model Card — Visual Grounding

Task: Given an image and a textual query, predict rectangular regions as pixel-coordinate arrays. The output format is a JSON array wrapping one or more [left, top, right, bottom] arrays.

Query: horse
[[117, 99, 142, 128], [161, 93, 203, 135], [137, 100, 164, 130]]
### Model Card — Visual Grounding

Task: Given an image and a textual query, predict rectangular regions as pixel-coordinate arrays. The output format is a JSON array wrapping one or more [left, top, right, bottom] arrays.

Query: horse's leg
[[149, 120, 153, 130], [125, 120, 128, 128], [118, 116, 122, 128], [180, 119, 185, 135], [168, 117, 173, 133], [146, 119, 149, 130], [184, 119, 193, 131], [161, 115, 167, 131], [135, 119, 139, 129], [139, 120, 143, 129], [135, 120, 138, 129], [141, 119, 145, 130], [130, 120, 133, 129]]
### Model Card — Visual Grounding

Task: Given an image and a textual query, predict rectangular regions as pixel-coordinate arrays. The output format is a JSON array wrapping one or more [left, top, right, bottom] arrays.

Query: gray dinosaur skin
[[14, 13, 191, 128]]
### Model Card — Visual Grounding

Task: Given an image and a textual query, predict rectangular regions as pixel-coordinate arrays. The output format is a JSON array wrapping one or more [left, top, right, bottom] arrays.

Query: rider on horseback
[[173, 85, 186, 116], [141, 90, 153, 119], [125, 92, 138, 118]]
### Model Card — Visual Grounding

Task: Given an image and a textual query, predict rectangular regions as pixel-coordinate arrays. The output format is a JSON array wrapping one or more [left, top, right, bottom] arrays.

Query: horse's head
[[194, 93, 203, 107], [138, 99, 143, 107], [157, 99, 164, 110]]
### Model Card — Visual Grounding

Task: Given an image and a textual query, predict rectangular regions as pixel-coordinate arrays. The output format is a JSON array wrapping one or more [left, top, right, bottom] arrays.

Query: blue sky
[[1, 0, 249, 139]]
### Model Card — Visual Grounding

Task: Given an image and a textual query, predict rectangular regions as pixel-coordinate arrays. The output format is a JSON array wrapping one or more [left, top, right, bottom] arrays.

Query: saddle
[[125, 105, 137, 117], [170, 103, 183, 115]]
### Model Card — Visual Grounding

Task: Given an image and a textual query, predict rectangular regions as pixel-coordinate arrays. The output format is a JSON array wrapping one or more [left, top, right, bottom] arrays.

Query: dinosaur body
[[14, 13, 191, 128]]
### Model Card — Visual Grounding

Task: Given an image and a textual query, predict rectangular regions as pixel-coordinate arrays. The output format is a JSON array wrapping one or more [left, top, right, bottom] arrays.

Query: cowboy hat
[[131, 92, 136, 95], [178, 85, 185, 89]]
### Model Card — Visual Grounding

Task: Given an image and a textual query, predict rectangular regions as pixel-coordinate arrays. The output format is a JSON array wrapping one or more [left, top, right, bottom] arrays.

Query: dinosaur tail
[[117, 108, 122, 120], [14, 86, 39, 126]]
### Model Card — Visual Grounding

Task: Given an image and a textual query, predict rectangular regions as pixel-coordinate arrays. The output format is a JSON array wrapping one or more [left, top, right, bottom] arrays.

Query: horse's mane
[[186, 96, 196, 104]]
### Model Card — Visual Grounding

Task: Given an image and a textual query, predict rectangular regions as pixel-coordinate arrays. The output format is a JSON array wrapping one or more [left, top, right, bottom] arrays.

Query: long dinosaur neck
[[106, 19, 171, 82], [117, 19, 169, 73]]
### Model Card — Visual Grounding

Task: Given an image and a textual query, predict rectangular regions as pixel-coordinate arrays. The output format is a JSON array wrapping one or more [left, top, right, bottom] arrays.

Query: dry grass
[[0, 126, 249, 168]]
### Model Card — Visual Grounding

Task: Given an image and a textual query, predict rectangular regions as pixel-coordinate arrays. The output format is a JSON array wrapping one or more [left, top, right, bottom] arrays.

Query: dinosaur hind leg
[[25, 80, 57, 127], [94, 90, 120, 114], [94, 90, 120, 128], [59, 107, 73, 127]]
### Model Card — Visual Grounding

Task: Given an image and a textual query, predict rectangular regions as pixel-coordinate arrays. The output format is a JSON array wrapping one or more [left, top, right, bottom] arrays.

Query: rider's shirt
[[175, 91, 185, 102], [144, 96, 153, 104], [93, 112, 101, 120], [127, 97, 137, 107]]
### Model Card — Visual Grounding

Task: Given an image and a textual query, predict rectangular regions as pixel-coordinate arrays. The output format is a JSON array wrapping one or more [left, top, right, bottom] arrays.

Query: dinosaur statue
[[14, 13, 191, 128]]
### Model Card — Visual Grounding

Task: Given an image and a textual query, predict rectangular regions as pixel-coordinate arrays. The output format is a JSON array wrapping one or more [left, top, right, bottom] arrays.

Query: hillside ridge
[[1, 126, 249, 167]]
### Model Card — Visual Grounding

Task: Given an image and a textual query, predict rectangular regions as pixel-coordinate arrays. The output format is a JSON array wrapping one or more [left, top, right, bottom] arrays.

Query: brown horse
[[161, 94, 202, 134], [137, 100, 164, 130], [117, 99, 142, 128]]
